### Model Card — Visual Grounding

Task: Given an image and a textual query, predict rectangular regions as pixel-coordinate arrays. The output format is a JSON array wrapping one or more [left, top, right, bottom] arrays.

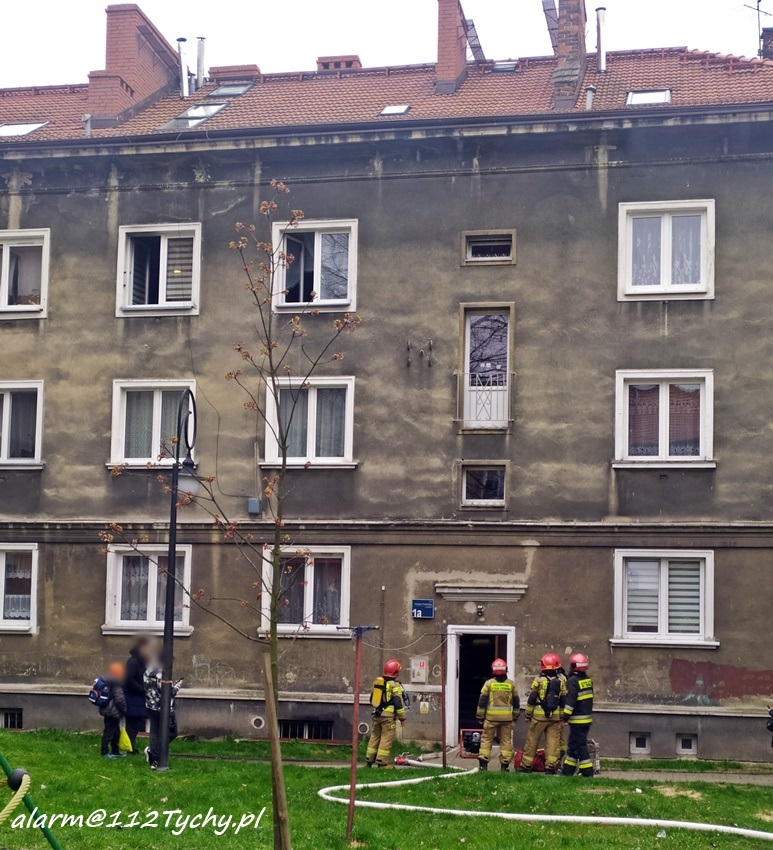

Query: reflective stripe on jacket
[[563, 671, 593, 724], [476, 677, 519, 722], [525, 672, 566, 720], [370, 676, 406, 720]]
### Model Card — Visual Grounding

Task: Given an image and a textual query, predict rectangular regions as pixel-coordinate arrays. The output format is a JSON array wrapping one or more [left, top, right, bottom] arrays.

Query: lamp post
[[156, 388, 198, 772]]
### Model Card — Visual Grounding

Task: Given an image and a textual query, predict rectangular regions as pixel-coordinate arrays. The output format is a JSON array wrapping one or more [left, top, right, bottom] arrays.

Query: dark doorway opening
[[457, 632, 508, 731]]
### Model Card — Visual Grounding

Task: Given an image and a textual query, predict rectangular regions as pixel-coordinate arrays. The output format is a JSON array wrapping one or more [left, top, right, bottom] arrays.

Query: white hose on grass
[[317, 768, 773, 842]]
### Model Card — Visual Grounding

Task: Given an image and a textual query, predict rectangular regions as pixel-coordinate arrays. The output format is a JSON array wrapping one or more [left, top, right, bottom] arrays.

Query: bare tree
[[103, 180, 360, 850]]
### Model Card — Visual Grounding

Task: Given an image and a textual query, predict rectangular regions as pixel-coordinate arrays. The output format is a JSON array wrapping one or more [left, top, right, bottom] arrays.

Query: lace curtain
[[3, 551, 32, 620], [668, 383, 701, 456], [279, 389, 308, 457], [277, 557, 306, 624], [315, 388, 346, 458], [124, 391, 154, 458], [312, 558, 342, 625], [627, 384, 659, 456], [120, 555, 149, 621]]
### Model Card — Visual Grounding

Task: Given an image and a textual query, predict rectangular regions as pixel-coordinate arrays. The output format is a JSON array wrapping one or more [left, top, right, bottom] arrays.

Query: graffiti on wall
[[670, 659, 773, 704]]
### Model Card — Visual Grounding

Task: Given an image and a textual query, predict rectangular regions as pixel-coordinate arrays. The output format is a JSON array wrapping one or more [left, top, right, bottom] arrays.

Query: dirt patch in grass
[[756, 811, 773, 823], [656, 785, 703, 800]]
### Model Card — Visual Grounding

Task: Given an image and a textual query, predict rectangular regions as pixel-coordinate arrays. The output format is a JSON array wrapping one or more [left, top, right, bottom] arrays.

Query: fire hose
[[318, 763, 773, 843]]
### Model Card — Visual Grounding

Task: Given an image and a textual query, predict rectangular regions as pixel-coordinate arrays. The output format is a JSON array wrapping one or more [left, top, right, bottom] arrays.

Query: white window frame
[[460, 463, 507, 508], [618, 200, 715, 300], [0, 380, 44, 468], [0, 229, 50, 318], [110, 379, 195, 467], [103, 544, 193, 636], [260, 545, 351, 637], [614, 369, 714, 468], [629, 732, 651, 755], [676, 733, 698, 757], [0, 544, 39, 634], [263, 376, 355, 468], [116, 223, 202, 317], [612, 548, 717, 648], [460, 308, 513, 431], [271, 219, 358, 312]]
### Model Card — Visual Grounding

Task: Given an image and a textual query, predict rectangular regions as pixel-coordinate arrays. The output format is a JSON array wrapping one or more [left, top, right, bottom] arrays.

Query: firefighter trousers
[[522, 717, 561, 770], [366, 716, 397, 766], [562, 723, 594, 776], [478, 719, 514, 765]]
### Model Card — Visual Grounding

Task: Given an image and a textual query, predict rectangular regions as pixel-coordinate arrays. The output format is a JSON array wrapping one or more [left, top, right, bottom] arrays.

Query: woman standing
[[124, 637, 152, 754]]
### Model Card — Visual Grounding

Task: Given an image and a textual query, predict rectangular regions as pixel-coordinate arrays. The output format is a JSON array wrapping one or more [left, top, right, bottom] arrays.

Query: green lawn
[[1, 730, 772, 849]]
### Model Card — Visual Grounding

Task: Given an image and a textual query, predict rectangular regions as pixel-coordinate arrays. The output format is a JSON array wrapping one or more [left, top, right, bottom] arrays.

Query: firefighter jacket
[[525, 671, 566, 720], [370, 676, 406, 720], [476, 676, 519, 723], [564, 670, 594, 725]]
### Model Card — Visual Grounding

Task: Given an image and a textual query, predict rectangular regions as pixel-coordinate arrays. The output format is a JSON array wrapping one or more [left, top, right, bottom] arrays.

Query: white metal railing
[[457, 372, 514, 429]]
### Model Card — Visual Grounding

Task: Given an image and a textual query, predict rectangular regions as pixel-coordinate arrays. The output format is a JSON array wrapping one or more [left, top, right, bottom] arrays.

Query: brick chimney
[[762, 28, 773, 60], [435, 0, 468, 95], [87, 4, 179, 127], [552, 0, 588, 111]]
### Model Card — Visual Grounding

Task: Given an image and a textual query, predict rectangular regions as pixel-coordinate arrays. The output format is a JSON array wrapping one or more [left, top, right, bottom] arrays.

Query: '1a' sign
[[411, 599, 435, 619]]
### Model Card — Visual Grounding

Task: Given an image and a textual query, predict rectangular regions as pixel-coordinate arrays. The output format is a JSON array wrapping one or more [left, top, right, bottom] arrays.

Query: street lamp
[[156, 388, 198, 771]]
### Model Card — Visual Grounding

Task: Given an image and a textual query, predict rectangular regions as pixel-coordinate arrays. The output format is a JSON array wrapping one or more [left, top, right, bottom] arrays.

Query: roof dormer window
[[159, 102, 226, 131], [380, 105, 410, 116]]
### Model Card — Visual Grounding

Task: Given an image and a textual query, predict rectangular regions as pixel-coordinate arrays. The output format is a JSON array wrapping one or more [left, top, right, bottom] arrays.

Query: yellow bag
[[118, 726, 133, 753]]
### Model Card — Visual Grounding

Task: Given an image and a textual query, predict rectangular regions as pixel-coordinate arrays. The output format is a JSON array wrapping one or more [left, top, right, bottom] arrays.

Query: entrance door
[[446, 625, 515, 746]]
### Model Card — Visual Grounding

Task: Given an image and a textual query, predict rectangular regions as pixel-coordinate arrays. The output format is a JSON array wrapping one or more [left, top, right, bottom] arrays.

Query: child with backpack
[[89, 662, 128, 759]]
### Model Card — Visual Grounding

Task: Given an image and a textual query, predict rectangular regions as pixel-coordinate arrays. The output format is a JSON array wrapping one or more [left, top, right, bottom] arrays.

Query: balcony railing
[[456, 372, 514, 429]]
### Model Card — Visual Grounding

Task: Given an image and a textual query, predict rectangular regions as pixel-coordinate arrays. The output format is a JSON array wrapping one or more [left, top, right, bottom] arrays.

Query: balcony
[[456, 372, 514, 430]]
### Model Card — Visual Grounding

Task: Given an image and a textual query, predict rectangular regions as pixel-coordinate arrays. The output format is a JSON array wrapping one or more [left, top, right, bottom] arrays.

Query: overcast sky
[[2, 0, 768, 88]]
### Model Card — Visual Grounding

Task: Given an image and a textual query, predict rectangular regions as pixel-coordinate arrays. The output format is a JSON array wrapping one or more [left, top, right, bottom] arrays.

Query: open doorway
[[445, 625, 515, 746]]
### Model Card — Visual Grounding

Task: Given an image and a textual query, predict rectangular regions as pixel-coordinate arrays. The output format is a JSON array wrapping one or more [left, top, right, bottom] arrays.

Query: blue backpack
[[88, 676, 112, 707]]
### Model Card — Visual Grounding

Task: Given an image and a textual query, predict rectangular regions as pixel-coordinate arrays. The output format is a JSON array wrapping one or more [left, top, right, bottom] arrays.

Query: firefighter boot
[[478, 759, 488, 771], [500, 763, 509, 772]]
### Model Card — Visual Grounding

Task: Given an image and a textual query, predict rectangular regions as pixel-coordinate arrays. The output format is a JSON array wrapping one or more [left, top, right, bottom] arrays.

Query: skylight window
[[0, 122, 47, 137], [159, 102, 226, 131], [209, 83, 252, 97], [627, 89, 672, 106], [380, 105, 410, 116]]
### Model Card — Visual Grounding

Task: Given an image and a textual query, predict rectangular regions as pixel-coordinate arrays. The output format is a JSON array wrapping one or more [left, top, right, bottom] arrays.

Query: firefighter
[[519, 652, 566, 774], [476, 657, 519, 772], [365, 658, 407, 767], [562, 653, 594, 777]]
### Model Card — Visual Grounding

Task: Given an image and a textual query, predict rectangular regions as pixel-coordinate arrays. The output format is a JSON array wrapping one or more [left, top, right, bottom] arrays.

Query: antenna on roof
[[744, 1, 772, 57]]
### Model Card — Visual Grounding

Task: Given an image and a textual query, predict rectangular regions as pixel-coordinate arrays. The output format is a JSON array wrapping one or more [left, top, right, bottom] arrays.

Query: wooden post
[[260, 648, 292, 850], [440, 635, 448, 768], [346, 627, 365, 840]]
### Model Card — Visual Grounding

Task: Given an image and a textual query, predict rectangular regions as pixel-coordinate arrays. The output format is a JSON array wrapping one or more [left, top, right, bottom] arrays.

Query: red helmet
[[491, 658, 508, 675], [540, 652, 562, 671], [383, 659, 402, 678], [570, 653, 589, 670]]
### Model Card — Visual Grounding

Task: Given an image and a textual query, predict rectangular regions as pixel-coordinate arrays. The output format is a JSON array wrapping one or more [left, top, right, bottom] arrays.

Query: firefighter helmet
[[570, 653, 589, 670], [383, 659, 402, 678], [491, 658, 508, 675], [540, 652, 562, 671]]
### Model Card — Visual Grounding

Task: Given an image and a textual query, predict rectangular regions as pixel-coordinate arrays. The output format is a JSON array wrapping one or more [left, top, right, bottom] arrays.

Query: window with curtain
[[1, 551, 33, 623], [619, 202, 714, 299], [624, 557, 703, 638], [0, 386, 41, 462], [109, 549, 190, 629], [265, 549, 349, 633], [119, 225, 200, 313], [117, 384, 192, 463], [273, 220, 357, 310], [269, 379, 353, 464], [619, 373, 711, 463], [0, 231, 47, 312]]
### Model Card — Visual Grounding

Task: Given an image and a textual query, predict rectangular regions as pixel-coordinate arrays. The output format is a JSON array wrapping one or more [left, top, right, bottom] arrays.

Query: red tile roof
[[3, 47, 773, 146]]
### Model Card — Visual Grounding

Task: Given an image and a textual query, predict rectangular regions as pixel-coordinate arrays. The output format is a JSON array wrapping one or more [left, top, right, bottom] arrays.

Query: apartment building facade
[[1, 1, 773, 758]]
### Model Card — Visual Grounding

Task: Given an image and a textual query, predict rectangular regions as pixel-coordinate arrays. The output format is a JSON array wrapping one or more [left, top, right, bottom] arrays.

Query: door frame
[[445, 624, 516, 747]]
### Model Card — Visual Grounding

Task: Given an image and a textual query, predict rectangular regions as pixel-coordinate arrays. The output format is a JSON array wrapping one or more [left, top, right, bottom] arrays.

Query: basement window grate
[[279, 719, 334, 740], [2, 709, 23, 729]]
